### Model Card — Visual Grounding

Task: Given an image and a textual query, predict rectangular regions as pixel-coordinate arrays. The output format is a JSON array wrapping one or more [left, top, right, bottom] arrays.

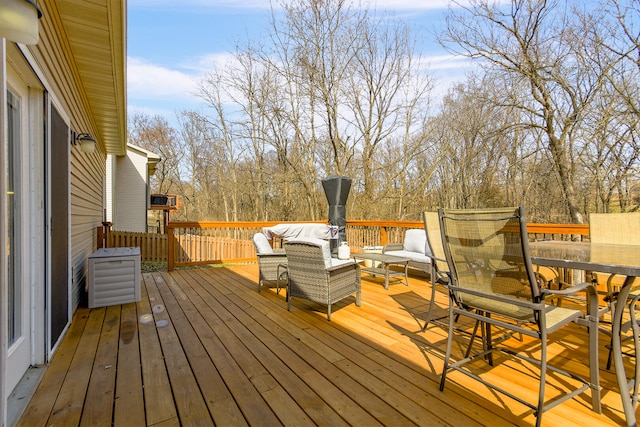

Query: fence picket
[[104, 230, 168, 262]]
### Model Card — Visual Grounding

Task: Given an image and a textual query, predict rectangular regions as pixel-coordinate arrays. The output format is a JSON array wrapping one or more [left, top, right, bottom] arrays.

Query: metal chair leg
[[421, 273, 439, 331], [629, 294, 640, 407], [439, 302, 456, 391]]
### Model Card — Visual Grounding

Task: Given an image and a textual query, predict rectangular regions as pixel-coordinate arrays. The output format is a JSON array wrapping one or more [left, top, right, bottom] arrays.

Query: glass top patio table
[[529, 240, 640, 278], [530, 240, 640, 426]]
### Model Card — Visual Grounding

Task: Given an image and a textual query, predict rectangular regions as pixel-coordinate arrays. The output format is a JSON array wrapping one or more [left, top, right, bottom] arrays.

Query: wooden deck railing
[[165, 221, 318, 271], [97, 220, 589, 269], [163, 220, 589, 271], [98, 229, 168, 262]]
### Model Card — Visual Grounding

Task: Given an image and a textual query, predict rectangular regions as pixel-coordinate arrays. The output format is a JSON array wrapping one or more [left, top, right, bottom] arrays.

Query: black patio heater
[[322, 175, 352, 257]]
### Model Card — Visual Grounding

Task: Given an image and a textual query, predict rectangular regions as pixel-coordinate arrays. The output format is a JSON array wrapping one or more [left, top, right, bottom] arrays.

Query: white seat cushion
[[403, 229, 427, 255], [289, 237, 333, 268], [253, 233, 273, 254], [385, 250, 432, 265], [330, 258, 356, 268]]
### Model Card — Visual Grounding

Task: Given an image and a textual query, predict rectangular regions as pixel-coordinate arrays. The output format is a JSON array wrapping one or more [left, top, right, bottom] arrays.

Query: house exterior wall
[[114, 150, 148, 232], [70, 148, 105, 311], [27, 1, 108, 318], [105, 154, 115, 223], [0, 1, 127, 424]]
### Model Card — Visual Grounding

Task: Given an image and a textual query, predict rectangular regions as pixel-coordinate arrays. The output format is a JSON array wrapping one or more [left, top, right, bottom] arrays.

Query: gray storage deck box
[[88, 247, 141, 308]]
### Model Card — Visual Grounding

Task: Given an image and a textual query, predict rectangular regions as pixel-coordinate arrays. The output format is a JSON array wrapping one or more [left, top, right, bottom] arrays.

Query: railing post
[[97, 226, 104, 249], [98, 221, 112, 249], [168, 225, 175, 271], [381, 226, 388, 246], [106, 222, 113, 248]]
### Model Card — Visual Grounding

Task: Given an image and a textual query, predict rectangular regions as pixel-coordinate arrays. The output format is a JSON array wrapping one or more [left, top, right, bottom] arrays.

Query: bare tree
[[575, 0, 640, 212], [429, 78, 510, 210], [280, 0, 366, 175], [176, 110, 220, 220], [128, 113, 183, 197], [195, 71, 245, 222], [189, 0, 434, 221], [133, 0, 639, 223], [440, 0, 626, 223], [345, 13, 433, 212]]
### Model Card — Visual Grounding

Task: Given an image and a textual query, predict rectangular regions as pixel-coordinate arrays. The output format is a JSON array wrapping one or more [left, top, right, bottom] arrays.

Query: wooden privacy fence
[[98, 220, 590, 269], [98, 229, 168, 262]]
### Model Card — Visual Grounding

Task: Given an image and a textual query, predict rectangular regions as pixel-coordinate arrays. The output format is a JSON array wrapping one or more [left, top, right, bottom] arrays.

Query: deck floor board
[[113, 302, 145, 427], [16, 264, 635, 426]]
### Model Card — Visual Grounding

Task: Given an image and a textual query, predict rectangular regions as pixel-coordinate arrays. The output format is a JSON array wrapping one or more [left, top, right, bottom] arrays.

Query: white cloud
[[127, 54, 250, 121], [127, 104, 177, 119], [182, 52, 237, 75], [127, 57, 201, 102], [128, 0, 274, 9], [364, 0, 457, 9], [425, 53, 474, 71], [125, 1, 490, 118], [128, 0, 499, 11], [127, 50, 476, 119]]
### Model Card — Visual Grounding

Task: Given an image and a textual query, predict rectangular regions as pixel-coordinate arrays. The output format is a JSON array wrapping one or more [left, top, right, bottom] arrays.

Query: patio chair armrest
[[434, 270, 451, 285], [326, 260, 358, 273], [541, 281, 595, 297], [428, 254, 447, 264], [428, 255, 450, 282], [542, 281, 600, 319], [257, 251, 286, 258], [277, 263, 288, 276], [382, 243, 403, 253]]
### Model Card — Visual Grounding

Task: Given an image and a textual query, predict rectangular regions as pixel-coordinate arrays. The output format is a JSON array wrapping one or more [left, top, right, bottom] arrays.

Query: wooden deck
[[15, 264, 637, 426]]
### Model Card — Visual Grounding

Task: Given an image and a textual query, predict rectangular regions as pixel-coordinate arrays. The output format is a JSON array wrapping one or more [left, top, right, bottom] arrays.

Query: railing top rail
[[526, 223, 589, 235], [167, 219, 590, 235], [347, 220, 423, 227], [102, 220, 591, 273], [167, 220, 327, 229]]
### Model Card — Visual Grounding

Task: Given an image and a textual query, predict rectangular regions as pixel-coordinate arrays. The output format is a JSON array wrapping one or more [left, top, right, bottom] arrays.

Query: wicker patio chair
[[438, 207, 601, 427], [283, 238, 361, 320], [253, 233, 288, 293]]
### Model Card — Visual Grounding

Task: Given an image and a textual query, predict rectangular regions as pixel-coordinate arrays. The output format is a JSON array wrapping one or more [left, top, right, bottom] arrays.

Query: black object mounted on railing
[[322, 175, 352, 257]]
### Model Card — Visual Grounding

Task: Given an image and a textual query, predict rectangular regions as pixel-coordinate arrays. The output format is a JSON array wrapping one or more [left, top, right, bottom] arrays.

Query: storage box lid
[[90, 247, 140, 258]]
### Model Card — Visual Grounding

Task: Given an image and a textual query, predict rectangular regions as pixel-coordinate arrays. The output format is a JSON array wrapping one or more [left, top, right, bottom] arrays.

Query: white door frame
[[0, 37, 8, 427], [1, 41, 47, 426], [5, 59, 33, 396]]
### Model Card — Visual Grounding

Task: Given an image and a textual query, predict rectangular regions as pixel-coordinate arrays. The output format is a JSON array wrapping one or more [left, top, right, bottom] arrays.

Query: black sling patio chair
[[421, 211, 452, 331], [437, 206, 601, 427]]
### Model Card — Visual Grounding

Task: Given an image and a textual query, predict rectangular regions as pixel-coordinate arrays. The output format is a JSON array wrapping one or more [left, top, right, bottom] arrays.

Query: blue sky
[[126, 1, 479, 122]]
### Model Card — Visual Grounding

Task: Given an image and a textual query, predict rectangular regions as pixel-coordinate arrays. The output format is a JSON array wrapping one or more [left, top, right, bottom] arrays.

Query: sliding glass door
[[5, 84, 30, 394]]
